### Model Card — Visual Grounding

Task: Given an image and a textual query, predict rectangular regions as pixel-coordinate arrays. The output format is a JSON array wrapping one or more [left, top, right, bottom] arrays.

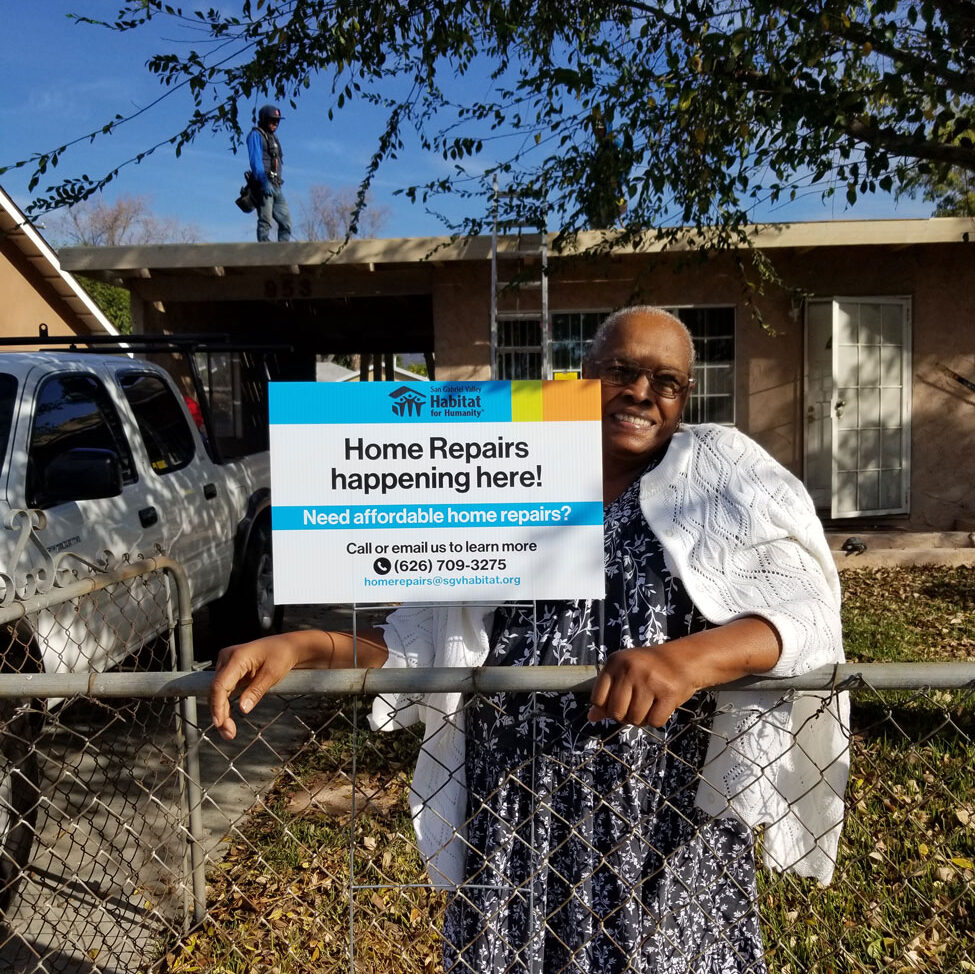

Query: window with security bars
[[666, 306, 736, 425], [538, 307, 735, 425], [552, 311, 603, 377], [495, 318, 542, 380]]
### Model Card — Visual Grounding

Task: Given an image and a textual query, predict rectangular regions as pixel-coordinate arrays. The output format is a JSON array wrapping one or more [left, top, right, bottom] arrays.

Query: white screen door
[[804, 297, 912, 518]]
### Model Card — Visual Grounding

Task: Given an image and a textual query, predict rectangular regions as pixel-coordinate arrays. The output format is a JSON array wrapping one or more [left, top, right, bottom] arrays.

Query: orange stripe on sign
[[541, 379, 602, 421]]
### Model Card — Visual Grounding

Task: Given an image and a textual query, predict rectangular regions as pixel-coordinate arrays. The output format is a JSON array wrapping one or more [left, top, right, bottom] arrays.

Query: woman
[[210, 306, 847, 973]]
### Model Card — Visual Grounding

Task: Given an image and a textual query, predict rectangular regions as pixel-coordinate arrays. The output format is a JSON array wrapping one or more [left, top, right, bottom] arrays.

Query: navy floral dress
[[441, 472, 768, 974]]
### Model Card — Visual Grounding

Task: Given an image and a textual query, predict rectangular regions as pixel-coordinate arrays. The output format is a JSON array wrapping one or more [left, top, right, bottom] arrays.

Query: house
[[58, 217, 975, 532], [0, 185, 116, 341]]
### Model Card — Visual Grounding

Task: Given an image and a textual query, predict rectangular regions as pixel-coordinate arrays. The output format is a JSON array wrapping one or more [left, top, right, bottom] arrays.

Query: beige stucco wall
[[433, 263, 492, 379], [909, 248, 975, 531], [770, 243, 975, 531], [0, 241, 86, 340], [428, 242, 975, 531]]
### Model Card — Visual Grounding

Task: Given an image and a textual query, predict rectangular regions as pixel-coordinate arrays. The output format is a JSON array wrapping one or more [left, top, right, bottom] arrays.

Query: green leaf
[[8, 0, 969, 285]]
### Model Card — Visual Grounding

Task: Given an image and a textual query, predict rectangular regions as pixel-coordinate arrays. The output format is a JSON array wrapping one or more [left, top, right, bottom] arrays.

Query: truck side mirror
[[40, 448, 124, 506]]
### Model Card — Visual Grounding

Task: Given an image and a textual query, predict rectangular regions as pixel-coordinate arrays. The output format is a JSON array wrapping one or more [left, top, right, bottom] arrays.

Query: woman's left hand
[[588, 644, 697, 727], [588, 617, 783, 728]]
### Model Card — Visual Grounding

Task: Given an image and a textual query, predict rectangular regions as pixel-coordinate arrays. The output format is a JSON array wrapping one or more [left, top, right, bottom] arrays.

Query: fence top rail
[[0, 662, 973, 700], [0, 555, 192, 624]]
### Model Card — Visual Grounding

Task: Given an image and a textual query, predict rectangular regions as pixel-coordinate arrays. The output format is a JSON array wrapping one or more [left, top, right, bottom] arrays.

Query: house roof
[[0, 186, 117, 335], [57, 216, 975, 286]]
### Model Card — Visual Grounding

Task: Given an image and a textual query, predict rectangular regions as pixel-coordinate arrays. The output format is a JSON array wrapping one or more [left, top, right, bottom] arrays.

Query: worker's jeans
[[257, 184, 292, 242]]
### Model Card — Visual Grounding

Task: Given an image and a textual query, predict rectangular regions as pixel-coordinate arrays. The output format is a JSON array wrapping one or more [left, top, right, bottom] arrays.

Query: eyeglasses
[[591, 360, 694, 399]]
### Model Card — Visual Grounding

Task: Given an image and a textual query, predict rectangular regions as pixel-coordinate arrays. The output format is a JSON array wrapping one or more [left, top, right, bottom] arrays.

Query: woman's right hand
[[209, 632, 307, 740], [208, 628, 389, 740]]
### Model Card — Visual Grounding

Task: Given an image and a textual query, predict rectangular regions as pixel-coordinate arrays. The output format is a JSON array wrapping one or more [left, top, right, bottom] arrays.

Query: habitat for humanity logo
[[428, 383, 485, 418], [389, 385, 426, 417]]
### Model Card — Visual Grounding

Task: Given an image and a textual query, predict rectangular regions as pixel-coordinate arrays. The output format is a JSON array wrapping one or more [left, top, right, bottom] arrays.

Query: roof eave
[[55, 215, 975, 281], [0, 185, 117, 336]]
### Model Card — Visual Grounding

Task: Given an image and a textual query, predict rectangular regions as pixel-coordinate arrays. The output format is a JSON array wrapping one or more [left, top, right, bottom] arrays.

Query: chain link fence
[[0, 582, 972, 973], [0, 555, 206, 973]]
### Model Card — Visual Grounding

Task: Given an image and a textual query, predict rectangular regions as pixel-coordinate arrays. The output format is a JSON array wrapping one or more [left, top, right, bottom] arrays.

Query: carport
[[57, 237, 501, 381]]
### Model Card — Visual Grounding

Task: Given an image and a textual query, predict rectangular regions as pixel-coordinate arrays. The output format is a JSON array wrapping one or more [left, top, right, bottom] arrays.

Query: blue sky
[[2, 2, 934, 244]]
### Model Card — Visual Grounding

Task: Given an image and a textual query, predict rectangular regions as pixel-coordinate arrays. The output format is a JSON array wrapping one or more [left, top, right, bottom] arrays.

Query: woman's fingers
[[588, 668, 613, 718], [601, 679, 633, 724], [208, 646, 250, 739], [589, 654, 649, 724], [236, 656, 289, 714], [209, 637, 293, 740], [588, 646, 689, 728]]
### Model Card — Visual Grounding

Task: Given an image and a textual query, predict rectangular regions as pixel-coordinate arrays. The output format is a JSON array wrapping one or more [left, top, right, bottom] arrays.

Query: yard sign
[[269, 380, 604, 603]]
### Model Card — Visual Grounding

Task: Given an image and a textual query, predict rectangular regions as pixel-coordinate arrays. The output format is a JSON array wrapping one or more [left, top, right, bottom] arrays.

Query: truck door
[[16, 367, 169, 673], [116, 368, 235, 606]]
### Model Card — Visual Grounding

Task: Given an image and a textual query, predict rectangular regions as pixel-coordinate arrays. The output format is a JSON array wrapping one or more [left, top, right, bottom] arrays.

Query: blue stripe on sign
[[273, 502, 604, 529], [269, 381, 515, 424]]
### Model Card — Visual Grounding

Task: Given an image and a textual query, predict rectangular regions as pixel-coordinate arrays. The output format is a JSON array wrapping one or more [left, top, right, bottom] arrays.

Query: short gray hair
[[585, 306, 696, 372]]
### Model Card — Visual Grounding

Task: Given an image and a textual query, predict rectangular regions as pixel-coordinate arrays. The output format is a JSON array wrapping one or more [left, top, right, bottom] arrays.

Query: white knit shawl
[[371, 423, 850, 888]]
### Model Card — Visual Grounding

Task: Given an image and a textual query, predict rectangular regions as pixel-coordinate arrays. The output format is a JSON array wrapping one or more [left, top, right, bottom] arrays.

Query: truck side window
[[0, 373, 18, 479], [192, 350, 270, 460], [119, 372, 195, 474], [27, 373, 137, 508]]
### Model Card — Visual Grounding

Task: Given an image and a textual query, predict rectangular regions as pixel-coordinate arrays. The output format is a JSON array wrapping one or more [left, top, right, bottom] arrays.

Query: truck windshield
[[0, 373, 17, 476]]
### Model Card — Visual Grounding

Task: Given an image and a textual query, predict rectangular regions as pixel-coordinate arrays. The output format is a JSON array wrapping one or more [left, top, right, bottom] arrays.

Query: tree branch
[[845, 117, 975, 168]]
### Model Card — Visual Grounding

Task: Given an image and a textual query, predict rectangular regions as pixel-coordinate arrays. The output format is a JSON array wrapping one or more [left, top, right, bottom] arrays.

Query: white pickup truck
[[0, 347, 282, 665], [0, 345, 281, 911]]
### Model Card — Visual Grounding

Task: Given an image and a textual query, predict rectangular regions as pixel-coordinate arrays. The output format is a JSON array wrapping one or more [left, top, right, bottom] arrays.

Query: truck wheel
[[0, 700, 39, 919], [246, 521, 283, 638], [211, 521, 283, 645]]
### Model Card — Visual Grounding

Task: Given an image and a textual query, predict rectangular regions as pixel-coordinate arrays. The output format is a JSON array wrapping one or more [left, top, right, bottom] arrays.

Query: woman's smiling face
[[585, 310, 694, 475]]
